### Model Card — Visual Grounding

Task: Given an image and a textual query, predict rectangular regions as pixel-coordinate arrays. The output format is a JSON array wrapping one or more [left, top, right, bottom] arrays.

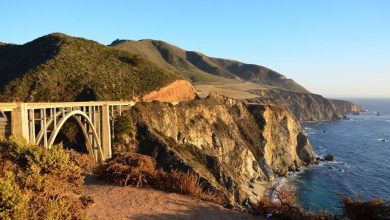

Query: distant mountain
[[0, 33, 177, 102], [110, 39, 365, 121], [110, 39, 309, 93]]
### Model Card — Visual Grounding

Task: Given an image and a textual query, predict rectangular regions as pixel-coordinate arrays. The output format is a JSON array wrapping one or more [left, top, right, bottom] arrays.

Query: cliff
[[330, 99, 363, 114], [247, 89, 346, 121], [113, 93, 316, 209], [142, 80, 197, 102]]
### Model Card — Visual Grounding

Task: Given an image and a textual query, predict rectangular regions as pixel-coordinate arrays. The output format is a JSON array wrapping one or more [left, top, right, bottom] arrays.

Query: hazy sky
[[1, 0, 389, 98]]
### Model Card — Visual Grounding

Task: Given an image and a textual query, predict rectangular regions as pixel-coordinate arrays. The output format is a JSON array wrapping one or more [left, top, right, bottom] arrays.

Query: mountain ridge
[[110, 38, 309, 93], [0, 33, 178, 102]]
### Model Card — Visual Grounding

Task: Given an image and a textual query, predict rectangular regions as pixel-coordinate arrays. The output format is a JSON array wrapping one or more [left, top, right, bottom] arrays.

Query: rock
[[296, 132, 317, 164], [324, 154, 334, 161]]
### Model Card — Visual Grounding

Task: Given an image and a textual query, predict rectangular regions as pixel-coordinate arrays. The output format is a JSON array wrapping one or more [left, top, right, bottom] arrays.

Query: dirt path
[[84, 175, 261, 220]]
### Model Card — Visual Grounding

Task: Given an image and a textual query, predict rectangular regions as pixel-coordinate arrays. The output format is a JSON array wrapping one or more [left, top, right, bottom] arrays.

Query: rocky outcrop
[[114, 93, 316, 209], [330, 99, 363, 114], [247, 89, 345, 121], [142, 80, 197, 102]]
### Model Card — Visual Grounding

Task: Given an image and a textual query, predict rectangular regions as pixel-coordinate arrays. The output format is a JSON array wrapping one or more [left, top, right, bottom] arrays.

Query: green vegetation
[[111, 38, 309, 93], [0, 33, 177, 102], [0, 138, 86, 219]]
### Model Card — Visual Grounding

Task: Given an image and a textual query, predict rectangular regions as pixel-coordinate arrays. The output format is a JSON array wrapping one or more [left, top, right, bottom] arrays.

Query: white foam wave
[[376, 138, 387, 142]]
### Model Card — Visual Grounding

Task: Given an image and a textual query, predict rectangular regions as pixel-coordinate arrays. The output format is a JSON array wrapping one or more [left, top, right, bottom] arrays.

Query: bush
[[0, 173, 27, 219], [66, 149, 96, 173], [0, 138, 86, 219], [341, 196, 390, 220], [95, 152, 157, 187], [95, 152, 219, 202]]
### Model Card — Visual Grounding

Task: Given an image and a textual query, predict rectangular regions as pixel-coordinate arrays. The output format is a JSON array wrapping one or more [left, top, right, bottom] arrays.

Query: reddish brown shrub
[[95, 152, 157, 187], [341, 196, 390, 220], [65, 149, 96, 173]]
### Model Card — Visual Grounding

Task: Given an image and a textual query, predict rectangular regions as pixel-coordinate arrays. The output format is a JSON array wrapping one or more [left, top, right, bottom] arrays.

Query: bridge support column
[[101, 105, 111, 160], [11, 103, 29, 142]]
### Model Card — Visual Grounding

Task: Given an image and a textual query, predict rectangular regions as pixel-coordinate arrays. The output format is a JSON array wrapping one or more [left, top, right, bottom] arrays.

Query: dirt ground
[[84, 175, 262, 220]]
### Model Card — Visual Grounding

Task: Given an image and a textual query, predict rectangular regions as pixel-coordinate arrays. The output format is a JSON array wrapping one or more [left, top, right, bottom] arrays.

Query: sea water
[[285, 98, 390, 214]]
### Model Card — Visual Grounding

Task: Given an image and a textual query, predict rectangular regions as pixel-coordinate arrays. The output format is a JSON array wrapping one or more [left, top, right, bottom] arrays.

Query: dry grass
[[153, 170, 220, 203], [95, 153, 221, 203]]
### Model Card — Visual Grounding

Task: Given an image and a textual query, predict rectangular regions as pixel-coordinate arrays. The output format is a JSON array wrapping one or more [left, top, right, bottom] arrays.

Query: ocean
[[284, 98, 390, 214]]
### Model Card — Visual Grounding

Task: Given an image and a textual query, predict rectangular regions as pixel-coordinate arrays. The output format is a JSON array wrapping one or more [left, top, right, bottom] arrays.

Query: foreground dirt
[[84, 175, 261, 220]]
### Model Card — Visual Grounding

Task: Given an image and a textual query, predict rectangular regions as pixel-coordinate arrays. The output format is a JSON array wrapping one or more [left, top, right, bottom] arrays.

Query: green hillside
[[0, 33, 177, 102], [110, 39, 309, 93], [110, 39, 237, 84]]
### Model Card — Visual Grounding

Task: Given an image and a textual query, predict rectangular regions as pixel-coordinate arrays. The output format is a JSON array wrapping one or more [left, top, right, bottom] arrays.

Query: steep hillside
[[0, 33, 177, 102], [110, 39, 308, 93], [110, 39, 235, 84], [114, 93, 316, 209]]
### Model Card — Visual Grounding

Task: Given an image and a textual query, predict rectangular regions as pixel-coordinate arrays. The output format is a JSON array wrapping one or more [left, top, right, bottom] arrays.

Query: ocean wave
[[348, 118, 364, 122], [376, 138, 387, 142]]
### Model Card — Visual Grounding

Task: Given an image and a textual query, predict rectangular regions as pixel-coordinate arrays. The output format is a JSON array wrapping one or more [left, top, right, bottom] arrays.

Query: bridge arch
[[47, 110, 104, 162]]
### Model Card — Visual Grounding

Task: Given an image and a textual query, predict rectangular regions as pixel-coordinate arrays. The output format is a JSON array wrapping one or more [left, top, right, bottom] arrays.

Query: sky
[[1, 0, 390, 98]]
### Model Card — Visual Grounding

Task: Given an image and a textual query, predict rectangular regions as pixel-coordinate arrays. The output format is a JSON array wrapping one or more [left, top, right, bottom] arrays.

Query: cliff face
[[114, 93, 316, 209], [247, 89, 345, 121], [142, 80, 197, 102], [330, 99, 363, 114]]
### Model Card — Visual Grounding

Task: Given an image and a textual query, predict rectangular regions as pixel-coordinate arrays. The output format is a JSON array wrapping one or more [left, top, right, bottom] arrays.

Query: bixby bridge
[[0, 101, 136, 162]]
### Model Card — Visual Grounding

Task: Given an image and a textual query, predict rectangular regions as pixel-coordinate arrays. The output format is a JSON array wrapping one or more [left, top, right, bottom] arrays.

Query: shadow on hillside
[[131, 199, 259, 220], [83, 174, 114, 186]]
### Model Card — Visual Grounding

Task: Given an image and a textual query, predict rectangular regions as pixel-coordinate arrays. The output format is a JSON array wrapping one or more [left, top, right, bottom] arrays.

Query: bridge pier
[[11, 103, 29, 141], [101, 104, 111, 159]]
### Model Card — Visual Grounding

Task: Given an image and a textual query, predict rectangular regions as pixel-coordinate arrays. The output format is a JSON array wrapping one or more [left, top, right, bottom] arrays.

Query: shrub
[[0, 173, 27, 219], [66, 149, 96, 173], [0, 138, 86, 219], [341, 196, 390, 220], [95, 152, 157, 187]]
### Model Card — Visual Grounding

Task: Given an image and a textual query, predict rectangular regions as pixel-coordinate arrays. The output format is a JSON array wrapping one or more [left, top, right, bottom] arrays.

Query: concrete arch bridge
[[0, 101, 135, 162]]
